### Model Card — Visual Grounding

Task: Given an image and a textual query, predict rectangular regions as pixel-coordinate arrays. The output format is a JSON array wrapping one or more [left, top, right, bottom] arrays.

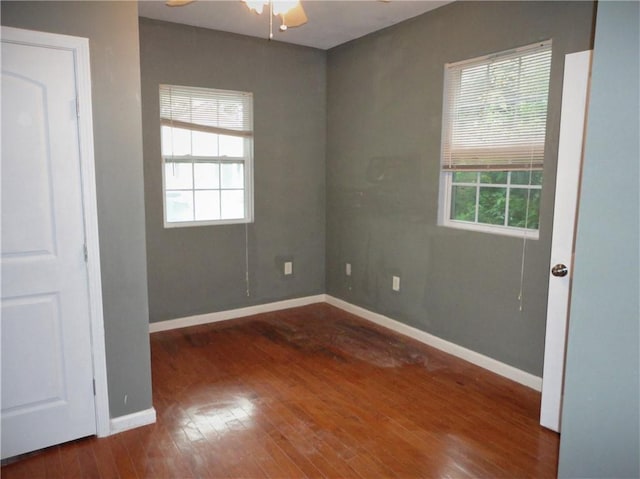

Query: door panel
[[1, 295, 65, 411], [1, 74, 56, 255], [1, 37, 97, 459]]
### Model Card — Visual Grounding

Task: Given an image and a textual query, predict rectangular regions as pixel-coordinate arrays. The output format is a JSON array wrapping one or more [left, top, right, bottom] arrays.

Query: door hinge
[[83, 244, 88, 263], [92, 379, 96, 396]]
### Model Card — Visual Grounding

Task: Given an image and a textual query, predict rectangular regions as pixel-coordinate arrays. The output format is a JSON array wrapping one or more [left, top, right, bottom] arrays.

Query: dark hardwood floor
[[1, 303, 559, 478]]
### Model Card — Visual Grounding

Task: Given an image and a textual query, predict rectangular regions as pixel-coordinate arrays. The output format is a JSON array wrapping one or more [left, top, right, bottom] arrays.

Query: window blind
[[160, 84, 253, 138], [441, 41, 552, 171]]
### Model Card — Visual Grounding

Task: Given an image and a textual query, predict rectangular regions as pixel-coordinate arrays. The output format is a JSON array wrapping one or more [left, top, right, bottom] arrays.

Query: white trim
[[163, 216, 253, 228], [325, 296, 542, 391], [149, 295, 326, 333], [109, 408, 157, 435], [1, 27, 111, 437], [74, 32, 111, 440], [441, 218, 541, 240]]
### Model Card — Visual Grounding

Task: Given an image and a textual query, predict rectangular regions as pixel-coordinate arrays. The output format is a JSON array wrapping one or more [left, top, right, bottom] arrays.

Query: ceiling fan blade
[[243, 1, 266, 14], [280, 2, 307, 28], [166, 0, 195, 6]]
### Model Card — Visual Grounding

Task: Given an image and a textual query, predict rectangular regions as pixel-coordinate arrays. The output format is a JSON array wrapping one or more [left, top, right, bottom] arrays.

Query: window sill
[[164, 217, 253, 228], [439, 220, 540, 240]]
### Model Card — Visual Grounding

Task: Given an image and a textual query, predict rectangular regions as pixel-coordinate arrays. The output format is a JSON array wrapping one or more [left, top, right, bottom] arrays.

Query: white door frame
[[2, 26, 110, 437], [540, 50, 592, 432]]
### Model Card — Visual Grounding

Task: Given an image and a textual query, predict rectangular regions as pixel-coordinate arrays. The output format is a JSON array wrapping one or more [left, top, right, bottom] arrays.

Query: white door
[[1, 31, 99, 459], [540, 50, 592, 432]]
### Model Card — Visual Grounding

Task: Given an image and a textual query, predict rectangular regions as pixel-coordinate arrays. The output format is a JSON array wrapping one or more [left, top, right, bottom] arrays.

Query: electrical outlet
[[284, 261, 293, 276], [346, 263, 352, 276], [392, 275, 400, 292]]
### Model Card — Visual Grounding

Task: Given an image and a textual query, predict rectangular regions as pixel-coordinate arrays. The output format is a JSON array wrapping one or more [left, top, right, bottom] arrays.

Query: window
[[438, 41, 552, 238], [160, 84, 253, 227]]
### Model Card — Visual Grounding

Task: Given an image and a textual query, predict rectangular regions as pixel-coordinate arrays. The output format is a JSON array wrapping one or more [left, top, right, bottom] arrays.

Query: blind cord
[[245, 222, 251, 297], [269, 1, 273, 40], [518, 235, 528, 312], [518, 145, 535, 312]]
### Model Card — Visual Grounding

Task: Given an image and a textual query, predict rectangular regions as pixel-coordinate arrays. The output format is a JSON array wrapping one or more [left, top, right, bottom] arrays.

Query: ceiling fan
[[165, 0, 308, 39]]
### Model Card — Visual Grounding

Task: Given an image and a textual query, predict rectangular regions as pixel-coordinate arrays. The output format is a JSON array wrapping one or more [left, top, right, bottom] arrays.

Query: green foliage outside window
[[450, 171, 541, 230]]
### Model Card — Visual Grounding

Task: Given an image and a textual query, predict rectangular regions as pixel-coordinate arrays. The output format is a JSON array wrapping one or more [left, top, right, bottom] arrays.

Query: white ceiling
[[138, 1, 452, 50]]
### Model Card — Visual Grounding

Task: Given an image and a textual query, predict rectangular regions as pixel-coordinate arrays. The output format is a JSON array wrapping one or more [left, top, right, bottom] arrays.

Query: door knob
[[551, 263, 569, 277]]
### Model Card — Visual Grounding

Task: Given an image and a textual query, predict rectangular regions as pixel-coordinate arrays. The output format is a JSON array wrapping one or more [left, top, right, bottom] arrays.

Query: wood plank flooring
[[2, 303, 559, 478]]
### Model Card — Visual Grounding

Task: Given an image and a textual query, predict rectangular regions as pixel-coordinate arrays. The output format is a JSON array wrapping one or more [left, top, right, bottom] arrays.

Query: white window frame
[[438, 171, 542, 239], [438, 41, 552, 239], [160, 84, 254, 228]]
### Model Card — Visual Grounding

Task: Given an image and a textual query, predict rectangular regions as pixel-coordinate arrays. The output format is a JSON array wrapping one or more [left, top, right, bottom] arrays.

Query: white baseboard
[[148, 293, 541, 391], [149, 294, 327, 333], [325, 295, 543, 391], [109, 407, 157, 435]]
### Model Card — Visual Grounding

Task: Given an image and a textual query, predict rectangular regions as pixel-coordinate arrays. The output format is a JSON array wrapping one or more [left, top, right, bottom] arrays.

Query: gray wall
[[558, 2, 640, 477], [139, 19, 326, 323], [326, 1, 595, 375], [1, 2, 153, 417]]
